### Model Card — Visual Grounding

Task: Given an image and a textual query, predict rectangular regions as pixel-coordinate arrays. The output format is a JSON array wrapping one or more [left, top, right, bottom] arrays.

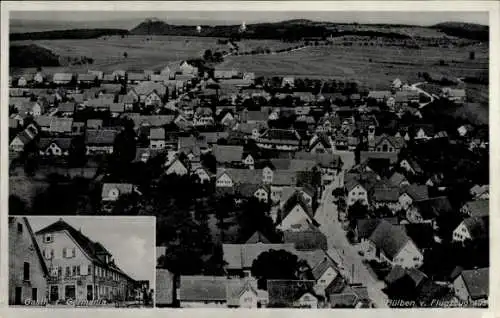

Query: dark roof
[[413, 196, 454, 219], [400, 184, 429, 201], [259, 129, 301, 142], [369, 221, 411, 259], [85, 129, 118, 145], [389, 172, 407, 186], [280, 192, 315, 224], [267, 280, 317, 307], [222, 243, 296, 270], [385, 265, 427, 288], [310, 256, 338, 280], [283, 228, 328, 251], [371, 186, 400, 202], [401, 223, 435, 250], [463, 216, 489, 240], [179, 276, 227, 301], [213, 145, 244, 163], [459, 268, 489, 300], [58, 102, 76, 113], [360, 151, 398, 164], [38, 137, 72, 151], [463, 200, 489, 218], [356, 217, 399, 239]]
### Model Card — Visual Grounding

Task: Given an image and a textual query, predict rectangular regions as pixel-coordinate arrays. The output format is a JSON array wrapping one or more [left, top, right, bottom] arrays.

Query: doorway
[[15, 287, 22, 305]]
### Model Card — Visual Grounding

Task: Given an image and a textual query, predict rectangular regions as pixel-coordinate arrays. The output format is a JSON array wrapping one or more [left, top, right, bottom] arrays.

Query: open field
[[11, 35, 230, 74], [219, 44, 488, 88]]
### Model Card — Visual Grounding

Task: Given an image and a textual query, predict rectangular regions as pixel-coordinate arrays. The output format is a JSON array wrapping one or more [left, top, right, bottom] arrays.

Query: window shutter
[[81, 264, 88, 275], [63, 248, 67, 258]]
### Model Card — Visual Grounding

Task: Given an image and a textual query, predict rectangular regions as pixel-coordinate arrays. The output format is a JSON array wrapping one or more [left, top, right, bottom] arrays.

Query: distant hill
[[431, 22, 488, 41], [10, 28, 129, 41], [10, 44, 60, 68]]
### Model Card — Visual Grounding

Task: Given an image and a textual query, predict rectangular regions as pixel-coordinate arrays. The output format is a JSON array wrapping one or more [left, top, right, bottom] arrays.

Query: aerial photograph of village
[[8, 8, 489, 309]]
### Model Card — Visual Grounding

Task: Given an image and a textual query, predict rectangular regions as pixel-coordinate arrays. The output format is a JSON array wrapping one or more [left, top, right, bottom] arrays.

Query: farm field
[[219, 44, 488, 88], [11, 35, 230, 74]]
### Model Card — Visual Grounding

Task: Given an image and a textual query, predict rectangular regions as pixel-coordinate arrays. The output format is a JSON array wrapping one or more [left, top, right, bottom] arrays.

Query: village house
[[308, 134, 333, 153], [77, 73, 97, 85], [149, 127, 166, 149], [460, 200, 489, 218], [9, 124, 39, 152], [360, 220, 424, 268], [267, 280, 318, 308], [452, 268, 489, 303], [34, 72, 46, 84], [85, 129, 118, 154], [165, 157, 189, 176], [344, 172, 379, 206], [53, 73, 73, 85], [452, 216, 489, 243], [405, 196, 454, 230], [256, 129, 302, 152], [178, 276, 263, 308], [277, 192, 317, 231], [127, 72, 147, 84], [9, 217, 49, 305], [283, 225, 328, 251], [35, 219, 136, 302], [212, 145, 244, 166], [441, 87, 466, 104], [398, 184, 429, 210], [368, 133, 405, 153], [194, 107, 215, 127], [470, 185, 489, 200], [38, 138, 72, 157]]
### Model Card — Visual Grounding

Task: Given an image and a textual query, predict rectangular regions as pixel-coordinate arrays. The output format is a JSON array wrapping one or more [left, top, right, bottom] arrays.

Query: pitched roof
[[459, 268, 489, 300], [413, 196, 454, 219], [310, 256, 338, 280], [15, 217, 49, 276], [245, 110, 268, 122], [462, 216, 489, 240], [245, 231, 271, 244], [401, 223, 435, 250], [226, 279, 258, 306], [236, 183, 268, 198], [49, 118, 74, 133], [368, 90, 392, 100], [463, 200, 489, 218], [222, 243, 296, 270], [101, 183, 134, 199], [389, 172, 407, 186], [279, 192, 315, 224], [283, 228, 328, 251], [356, 217, 399, 239], [368, 221, 411, 259], [125, 114, 175, 128], [150, 127, 165, 140], [371, 185, 400, 202], [268, 159, 317, 172], [344, 171, 379, 193], [85, 129, 118, 145], [110, 102, 125, 113], [400, 184, 429, 201], [53, 73, 73, 82], [213, 145, 244, 163], [385, 265, 427, 287], [133, 81, 167, 96], [38, 137, 72, 151], [258, 129, 301, 144], [267, 280, 317, 307], [217, 168, 263, 185], [58, 102, 76, 113], [35, 219, 131, 276], [360, 151, 398, 164], [87, 97, 114, 109], [78, 73, 96, 81], [179, 276, 227, 301]]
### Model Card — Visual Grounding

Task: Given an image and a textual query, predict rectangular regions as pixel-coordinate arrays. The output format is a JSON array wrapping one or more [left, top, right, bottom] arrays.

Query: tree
[[347, 200, 370, 229], [469, 51, 475, 60], [68, 135, 87, 167], [251, 249, 299, 289], [200, 152, 217, 174], [112, 118, 137, 167], [203, 49, 213, 61], [123, 52, 128, 58]]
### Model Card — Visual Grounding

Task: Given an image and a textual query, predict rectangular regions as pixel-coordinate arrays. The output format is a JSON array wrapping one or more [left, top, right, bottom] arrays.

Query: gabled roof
[[217, 168, 263, 185], [267, 280, 317, 307], [226, 279, 259, 306], [53, 73, 73, 82], [344, 171, 379, 193], [371, 185, 400, 202], [399, 184, 429, 201], [368, 221, 411, 259], [258, 129, 301, 144], [462, 200, 489, 218], [150, 127, 165, 140], [213, 145, 244, 163], [310, 256, 338, 280], [458, 268, 489, 300], [35, 219, 132, 277], [132, 81, 168, 96], [179, 276, 227, 301], [268, 159, 317, 171], [413, 196, 454, 219], [384, 265, 427, 287], [373, 134, 405, 149], [110, 102, 125, 113], [245, 231, 271, 244], [49, 118, 74, 133], [356, 217, 399, 239], [272, 170, 299, 186], [462, 216, 489, 240], [279, 192, 315, 223], [236, 183, 269, 198], [389, 172, 407, 186], [38, 137, 72, 151], [58, 102, 76, 113]]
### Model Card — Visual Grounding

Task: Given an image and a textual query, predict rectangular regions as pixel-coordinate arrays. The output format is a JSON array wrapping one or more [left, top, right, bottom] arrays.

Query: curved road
[[315, 175, 388, 308]]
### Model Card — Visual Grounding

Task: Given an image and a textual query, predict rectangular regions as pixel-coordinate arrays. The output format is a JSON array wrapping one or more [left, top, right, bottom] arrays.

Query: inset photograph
[[8, 216, 155, 308]]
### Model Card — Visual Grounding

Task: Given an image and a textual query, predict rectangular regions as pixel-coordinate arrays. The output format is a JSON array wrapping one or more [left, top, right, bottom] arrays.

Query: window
[[63, 248, 67, 258], [17, 223, 23, 233], [58, 266, 62, 277], [88, 265, 92, 276], [65, 267, 70, 277], [50, 249, 54, 259], [72, 248, 76, 257], [23, 262, 30, 281], [72, 266, 77, 276], [44, 234, 53, 243], [76, 266, 81, 276]]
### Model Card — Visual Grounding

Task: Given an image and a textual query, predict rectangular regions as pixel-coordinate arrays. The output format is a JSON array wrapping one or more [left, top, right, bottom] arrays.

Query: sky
[[28, 216, 156, 286], [10, 11, 489, 27]]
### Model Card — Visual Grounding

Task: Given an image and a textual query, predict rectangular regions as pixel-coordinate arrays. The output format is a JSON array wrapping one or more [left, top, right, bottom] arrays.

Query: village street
[[315, 174, 388, 308]]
